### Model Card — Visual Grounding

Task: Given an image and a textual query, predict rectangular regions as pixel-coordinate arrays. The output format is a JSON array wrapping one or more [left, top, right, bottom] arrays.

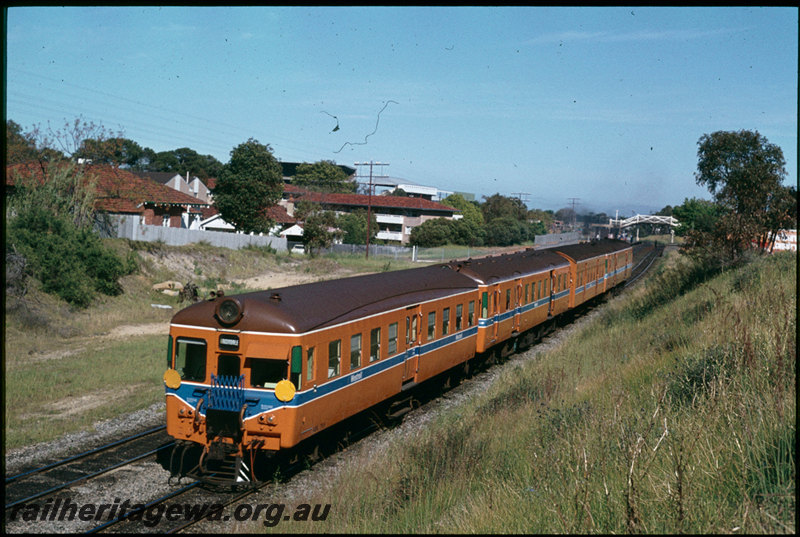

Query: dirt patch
[[20, 384, 146, 421], [231, 271, 326, 290], [105, 322, 171, 339]]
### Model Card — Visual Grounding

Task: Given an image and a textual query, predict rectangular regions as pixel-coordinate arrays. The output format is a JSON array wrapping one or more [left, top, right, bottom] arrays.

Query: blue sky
[[5, 6, 797, 216]]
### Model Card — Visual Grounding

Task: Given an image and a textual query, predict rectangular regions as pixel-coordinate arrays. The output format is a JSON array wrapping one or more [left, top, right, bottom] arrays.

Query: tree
[[213, 139, 283, 234], [40, 116, 123, 161], [655, 205, 673, 217], [528, 208, 554, 232], [485, 216, 529, 246], [74, 137, 145, 168], [149, 147, 224, 179], [762, 185, 797, 252], [6, 120, 39, 164], [409, 218, 456, 247], [442, 194, 485, 246], [481, 193, 528, 222], [672, 198, 721, 238], [336, 209, 377, 245], [695, 130, 787, 259], [451, 218, 486, 246], [294, 160, 356, 193], [295, 201, 341, 255]]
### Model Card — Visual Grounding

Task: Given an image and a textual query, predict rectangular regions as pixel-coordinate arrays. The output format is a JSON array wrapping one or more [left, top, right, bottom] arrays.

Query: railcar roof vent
[[270, 292, 282, 302]]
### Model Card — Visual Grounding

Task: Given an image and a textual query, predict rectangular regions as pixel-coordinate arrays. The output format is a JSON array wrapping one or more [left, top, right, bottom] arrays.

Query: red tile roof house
[[6, 162, 210, 230], [281, 184, 459, 245], [133, 171, 214, 203]]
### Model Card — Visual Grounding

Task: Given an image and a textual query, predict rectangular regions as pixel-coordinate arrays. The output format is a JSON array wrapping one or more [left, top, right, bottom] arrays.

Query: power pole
[[354, 161, 388, 258], [568, 197, 580, 231], [511, 192, 530, 210]]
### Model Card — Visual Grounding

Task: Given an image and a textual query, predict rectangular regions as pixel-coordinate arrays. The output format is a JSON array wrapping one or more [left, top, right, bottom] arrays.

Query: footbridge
[[609, 214, 680, 242]]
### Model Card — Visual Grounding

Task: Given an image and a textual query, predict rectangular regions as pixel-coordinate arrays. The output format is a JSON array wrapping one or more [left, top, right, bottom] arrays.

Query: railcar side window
[[328, 340, 341, 378], [388, 322, 398, 355], [427, 311, 436, 341], [468, 300, 475, 326], [506, 289, 511, 310], [442, 308, 450, 335], [306, 347, 315, 382], [350, 333, 362, 370], [456, 304, 463, 331], [175, 338, 206, 382], [247, 357, 287, 388], [370, 328, 380, 362]]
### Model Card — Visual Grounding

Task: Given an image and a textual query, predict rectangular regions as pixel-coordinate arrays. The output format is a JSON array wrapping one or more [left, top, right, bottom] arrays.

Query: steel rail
[[6, 442, 174, 510], [85, 479, 203, 534], [6, 425, 167, 484]]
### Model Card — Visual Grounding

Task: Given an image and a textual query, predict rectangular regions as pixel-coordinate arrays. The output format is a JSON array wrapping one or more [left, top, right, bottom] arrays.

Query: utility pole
[[568, 197, 580, 231], [354, 161, 388, 258], [511, 192, 530, 206]]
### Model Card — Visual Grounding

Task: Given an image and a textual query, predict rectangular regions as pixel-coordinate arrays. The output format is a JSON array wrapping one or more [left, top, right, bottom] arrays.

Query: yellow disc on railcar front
[[274, 380, 296, 402], [163, 369, 181, 389]]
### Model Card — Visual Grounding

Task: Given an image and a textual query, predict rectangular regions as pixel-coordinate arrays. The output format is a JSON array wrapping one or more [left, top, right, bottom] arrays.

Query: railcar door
[[492, 286, 501, 341], [548, 270, 556, 317], [402, 305, 422, 383], [513, 280, 522, 333]]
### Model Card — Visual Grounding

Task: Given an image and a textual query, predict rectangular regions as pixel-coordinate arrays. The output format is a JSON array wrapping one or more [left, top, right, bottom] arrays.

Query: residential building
[[6, 163, 209, 228], [282, 185, 458, 244], [134, 171, 213, 203]]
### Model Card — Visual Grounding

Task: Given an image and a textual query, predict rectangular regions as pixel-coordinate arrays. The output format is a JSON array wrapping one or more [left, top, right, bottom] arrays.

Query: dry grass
[[264, 250, 795, 534]]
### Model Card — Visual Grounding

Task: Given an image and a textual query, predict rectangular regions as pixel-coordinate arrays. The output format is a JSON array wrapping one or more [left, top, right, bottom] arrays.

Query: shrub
[[8, 205, 130, 308]]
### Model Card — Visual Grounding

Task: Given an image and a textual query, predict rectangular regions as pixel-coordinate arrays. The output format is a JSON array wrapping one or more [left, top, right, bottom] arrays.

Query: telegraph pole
[[354, 161, 388, 258], [568, 197, 580, 231], [511, 192, 530, 207]]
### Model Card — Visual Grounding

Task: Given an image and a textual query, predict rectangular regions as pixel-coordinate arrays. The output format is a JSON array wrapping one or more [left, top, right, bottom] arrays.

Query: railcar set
[[163, 239, 633, 484]]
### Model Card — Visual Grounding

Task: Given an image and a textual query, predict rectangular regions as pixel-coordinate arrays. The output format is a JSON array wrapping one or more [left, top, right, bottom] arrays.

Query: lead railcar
[[163, 263, 479, 483]]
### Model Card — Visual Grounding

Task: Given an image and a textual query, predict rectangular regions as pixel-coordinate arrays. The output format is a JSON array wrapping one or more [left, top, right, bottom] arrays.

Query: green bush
[[8, 205, 131, 308]]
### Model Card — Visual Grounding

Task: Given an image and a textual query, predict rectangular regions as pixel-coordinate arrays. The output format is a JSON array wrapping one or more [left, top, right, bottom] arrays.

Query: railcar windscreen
[[218, 354, 240, 377], [246, 357, 288, 388], [175, 337, 206, 382]]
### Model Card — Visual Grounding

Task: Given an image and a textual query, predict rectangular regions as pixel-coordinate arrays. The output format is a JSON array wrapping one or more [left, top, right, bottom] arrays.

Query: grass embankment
[[3, 239, 417, 451], [266, 250, 795, 534]]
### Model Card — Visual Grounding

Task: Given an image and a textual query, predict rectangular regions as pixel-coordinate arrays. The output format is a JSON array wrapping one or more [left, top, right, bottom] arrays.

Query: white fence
[[533, 232, 581, 248], [99, 215, 580, 258], [100, 215, 287, 251]]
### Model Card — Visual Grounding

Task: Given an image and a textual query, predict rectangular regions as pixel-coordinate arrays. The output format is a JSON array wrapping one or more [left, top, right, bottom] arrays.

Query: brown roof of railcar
[[171, 263, 478, 334], [550, 239, 631, 262], [447, 248, 569, 285]]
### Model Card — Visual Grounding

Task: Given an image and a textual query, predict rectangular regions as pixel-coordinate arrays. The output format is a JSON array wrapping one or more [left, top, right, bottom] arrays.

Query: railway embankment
[[252, 249, 795, 534]]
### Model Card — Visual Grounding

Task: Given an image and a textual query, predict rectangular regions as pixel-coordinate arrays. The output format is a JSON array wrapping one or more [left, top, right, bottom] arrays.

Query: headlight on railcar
[[216, 297, 244, 325], [274, 379, 296, 402], [163, 368, 181, 389]]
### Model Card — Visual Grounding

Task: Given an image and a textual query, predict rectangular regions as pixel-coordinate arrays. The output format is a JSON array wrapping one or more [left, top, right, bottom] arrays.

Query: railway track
[[626, 241, 663, 287], [5, 425, 173, 511]]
